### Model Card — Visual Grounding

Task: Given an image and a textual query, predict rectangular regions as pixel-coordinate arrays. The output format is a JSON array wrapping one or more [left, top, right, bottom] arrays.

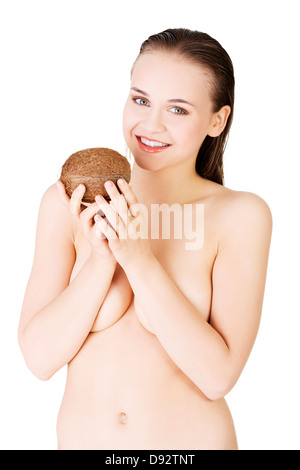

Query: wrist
[[88, 250, 117, 272], [125, 252, 158, 280]]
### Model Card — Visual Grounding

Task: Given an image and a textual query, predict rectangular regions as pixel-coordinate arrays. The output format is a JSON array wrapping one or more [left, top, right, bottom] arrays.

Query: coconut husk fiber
[[60, 148, 131, 203]]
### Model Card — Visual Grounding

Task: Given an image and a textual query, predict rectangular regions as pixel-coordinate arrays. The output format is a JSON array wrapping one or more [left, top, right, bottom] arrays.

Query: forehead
[[131, 51, 212, 103]]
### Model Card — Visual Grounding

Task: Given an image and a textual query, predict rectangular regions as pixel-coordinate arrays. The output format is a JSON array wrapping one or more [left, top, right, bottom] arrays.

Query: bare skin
[[18, 51, 272, 450]]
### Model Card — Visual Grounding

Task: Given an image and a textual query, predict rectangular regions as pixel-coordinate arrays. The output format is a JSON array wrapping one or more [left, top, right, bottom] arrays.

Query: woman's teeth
[[140, 137, 169, 148]]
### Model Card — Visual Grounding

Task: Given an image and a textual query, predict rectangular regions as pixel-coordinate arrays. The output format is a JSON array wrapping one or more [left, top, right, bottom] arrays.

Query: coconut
[[60, 147, 131, 203]]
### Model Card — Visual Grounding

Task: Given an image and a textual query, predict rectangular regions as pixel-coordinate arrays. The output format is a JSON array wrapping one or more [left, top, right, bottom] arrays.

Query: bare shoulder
[[198, 179, 272, 228], [37, 183, 74, 241], [40, 183, 66, 212], [212, 186, 273, 246], [215, 186, 272, 218]]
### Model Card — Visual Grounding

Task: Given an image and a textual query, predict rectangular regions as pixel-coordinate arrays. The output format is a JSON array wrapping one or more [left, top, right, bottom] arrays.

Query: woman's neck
[[130, 161, 204, 206]]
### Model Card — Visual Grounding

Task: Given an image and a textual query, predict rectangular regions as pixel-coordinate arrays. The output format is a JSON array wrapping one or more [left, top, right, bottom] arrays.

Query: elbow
[[27, 364, 53, 381], [197, 373, 238, 402], [19, 348, 54, 381], [25, 358, 54, 381], [18, 331, 55, 382], [202, 385, 232, 402], [20, 350, 54, 381]]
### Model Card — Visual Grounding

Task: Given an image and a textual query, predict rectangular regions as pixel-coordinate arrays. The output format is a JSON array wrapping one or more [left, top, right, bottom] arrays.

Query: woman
[[18, 28, 272, 450]]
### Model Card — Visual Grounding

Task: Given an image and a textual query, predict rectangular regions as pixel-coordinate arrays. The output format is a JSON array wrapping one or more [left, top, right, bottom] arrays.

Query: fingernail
[[96, 194, 104, 203], [76, 184, 83, 191], [105, 181, 113, 189], [118, 178, 125, 186]]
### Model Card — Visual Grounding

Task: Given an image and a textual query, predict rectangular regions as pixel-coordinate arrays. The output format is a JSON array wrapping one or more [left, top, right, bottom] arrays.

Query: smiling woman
[[122, 44, 231, 173], [125, 29, 234, 182], [18, 28, 272, 450]]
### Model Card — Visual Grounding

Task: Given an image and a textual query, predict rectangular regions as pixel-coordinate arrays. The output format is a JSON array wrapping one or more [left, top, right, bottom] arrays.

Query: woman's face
[[123, 51, 219, 173]]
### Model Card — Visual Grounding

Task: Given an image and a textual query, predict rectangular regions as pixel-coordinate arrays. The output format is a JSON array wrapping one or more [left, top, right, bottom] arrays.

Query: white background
[[1, 0, 299, 450]]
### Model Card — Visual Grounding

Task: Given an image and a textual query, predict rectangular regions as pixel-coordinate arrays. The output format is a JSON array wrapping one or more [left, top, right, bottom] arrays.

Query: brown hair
[[135, 28, 235, 185]]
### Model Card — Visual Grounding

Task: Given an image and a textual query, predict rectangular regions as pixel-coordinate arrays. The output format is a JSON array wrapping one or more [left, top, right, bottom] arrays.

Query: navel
[[118, 411, 128, 425]]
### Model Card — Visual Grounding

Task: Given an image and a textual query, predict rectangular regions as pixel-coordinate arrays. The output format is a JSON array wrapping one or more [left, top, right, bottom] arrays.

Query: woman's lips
[[136, 135, 171, 153]]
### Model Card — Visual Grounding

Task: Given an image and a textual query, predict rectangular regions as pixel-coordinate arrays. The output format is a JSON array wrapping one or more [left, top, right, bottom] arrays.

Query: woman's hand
[[94, 179, 154, 270], [56, 181, 116, 264]]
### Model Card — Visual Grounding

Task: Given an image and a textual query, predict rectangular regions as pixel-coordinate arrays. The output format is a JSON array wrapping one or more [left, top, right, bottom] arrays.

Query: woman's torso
[[57, 187, 238, 450]]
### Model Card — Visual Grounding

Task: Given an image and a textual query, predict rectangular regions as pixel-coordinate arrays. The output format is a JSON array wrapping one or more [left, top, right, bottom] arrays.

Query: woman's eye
[[170, 107, 187, 115], [133, 98, 149, 106]]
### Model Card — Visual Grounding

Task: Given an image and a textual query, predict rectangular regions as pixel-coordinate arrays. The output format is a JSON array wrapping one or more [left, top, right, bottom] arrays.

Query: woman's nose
[[142, 108, 166, 133]]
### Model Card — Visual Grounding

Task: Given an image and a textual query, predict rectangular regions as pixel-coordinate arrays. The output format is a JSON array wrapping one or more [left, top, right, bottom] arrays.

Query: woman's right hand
[[56, 180, 116, 264]]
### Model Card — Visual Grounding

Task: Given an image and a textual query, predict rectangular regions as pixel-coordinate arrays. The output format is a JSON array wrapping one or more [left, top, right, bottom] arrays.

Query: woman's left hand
[[94, 179, 153, 270]]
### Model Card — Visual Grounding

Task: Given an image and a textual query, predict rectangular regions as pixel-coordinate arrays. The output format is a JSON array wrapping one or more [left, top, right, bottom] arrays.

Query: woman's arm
[[18, 183, 116, 380], [97, 181, 272, 400]]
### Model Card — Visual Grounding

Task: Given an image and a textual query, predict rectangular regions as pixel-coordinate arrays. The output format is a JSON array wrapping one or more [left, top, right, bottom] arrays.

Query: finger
[[79, 201, 102, 233], [104, 181, 132, 231], [94, 216, 108, 240], [80, 201, 102, 221], [104, 181, 126, 212], [95, 214, 118, 240], [56, 180, 70, 207], [117, 179, 139, 216], [69, 184, 86, 217], [95, 194, 119, 233]]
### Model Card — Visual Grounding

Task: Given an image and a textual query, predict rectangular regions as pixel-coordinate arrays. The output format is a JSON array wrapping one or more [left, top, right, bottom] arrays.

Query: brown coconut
[[60, 147, 131, 203]]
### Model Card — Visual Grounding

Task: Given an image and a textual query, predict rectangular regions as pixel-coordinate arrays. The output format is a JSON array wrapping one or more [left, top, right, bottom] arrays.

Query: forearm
[[126, 256, 231, 400], [19, 254, 116, 380]]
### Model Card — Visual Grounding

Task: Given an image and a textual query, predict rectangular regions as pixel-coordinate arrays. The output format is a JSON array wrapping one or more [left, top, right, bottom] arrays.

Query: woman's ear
[[208, 105, 231, 137]]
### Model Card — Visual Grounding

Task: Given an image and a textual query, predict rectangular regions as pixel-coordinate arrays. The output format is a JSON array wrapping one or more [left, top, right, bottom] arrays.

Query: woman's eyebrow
[[131, 87, 149, 96], [167, 98, 195, 107]]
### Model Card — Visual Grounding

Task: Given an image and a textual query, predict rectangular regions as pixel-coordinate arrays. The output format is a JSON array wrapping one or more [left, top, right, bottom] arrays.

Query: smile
[[136, 136, 171, 153]]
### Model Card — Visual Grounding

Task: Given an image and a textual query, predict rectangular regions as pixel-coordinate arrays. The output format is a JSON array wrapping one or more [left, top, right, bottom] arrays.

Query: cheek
[[177, 120, 203, 145], [122, 103, 132, 140], [122, 102, 137, 136], [175, 121, 208, 158]]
